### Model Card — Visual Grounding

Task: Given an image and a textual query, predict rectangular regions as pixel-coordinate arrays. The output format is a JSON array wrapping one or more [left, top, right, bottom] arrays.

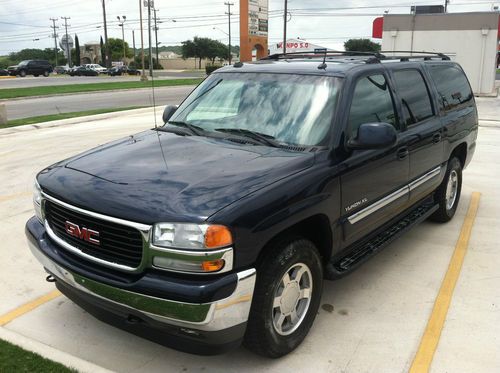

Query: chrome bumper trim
[[28, 239, 256, 332]]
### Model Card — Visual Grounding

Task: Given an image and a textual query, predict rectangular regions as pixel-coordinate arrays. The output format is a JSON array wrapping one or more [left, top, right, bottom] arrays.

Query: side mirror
[[162, 105, 177, 124], [347, 122, 397, 150]]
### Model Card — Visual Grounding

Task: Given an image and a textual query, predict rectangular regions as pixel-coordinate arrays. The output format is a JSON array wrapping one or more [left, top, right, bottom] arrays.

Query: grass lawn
[[0, 78, 202, 100], [1, 106, 147, 129], [0, 339, 75, 372]]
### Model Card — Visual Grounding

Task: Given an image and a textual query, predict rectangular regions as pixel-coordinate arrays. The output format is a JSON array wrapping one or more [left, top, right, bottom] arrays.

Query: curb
[[0, 107, 159, 136], [479, 119, 500, 128], [0, 76, 16, 80], [0, 327, 115, 373], [0, 83, 197, 102]]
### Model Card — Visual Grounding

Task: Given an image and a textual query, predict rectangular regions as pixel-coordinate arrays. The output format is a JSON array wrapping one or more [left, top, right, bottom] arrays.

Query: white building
[[379, 12, 499, 95]]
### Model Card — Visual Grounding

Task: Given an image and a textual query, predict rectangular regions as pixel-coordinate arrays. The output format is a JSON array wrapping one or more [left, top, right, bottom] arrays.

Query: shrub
[[206, 64, 222, 75]]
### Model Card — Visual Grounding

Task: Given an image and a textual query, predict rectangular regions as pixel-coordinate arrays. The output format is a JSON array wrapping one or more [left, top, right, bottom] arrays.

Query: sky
[[0, 0, 497, 55]]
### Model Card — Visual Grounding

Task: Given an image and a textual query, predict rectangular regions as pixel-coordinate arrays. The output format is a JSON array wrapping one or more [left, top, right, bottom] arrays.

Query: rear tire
[[243, 237, 323, 358], [430, 157, 462, 222]]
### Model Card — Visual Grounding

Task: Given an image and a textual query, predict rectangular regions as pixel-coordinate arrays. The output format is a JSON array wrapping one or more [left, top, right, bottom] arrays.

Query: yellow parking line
[[0, 191, 31, 202], [409, 192, 481, 373], [0, 290, 61, 327]]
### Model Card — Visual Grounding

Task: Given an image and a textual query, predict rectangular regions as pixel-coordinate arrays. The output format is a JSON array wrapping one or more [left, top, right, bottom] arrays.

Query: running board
[[325, 200, 439, 280]]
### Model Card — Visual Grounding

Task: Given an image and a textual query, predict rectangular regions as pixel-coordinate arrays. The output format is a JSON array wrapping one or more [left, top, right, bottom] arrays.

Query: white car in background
[[84, 64, 107, 74]]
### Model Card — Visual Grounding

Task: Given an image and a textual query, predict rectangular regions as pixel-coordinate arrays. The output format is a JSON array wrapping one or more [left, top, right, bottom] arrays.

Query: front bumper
[[25, 217, 256, 354]]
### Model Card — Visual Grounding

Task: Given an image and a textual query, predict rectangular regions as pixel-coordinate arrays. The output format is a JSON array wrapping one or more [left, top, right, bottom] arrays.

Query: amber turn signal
[[204, 225, 233, 249], [201, 259, 225, 272]]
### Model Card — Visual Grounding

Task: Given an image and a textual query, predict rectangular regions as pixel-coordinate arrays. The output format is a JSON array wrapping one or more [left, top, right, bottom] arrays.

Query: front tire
[[244, 238, 323, 358], [430, 157, 462, 222], [19, 70, 26, 77], [43, 71, 49, 77]]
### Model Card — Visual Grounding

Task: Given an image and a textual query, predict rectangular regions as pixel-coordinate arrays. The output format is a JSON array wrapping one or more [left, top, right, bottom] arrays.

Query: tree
[[182, 37, 230, 68], [105, 37, 133, 62], [7, 48, 66, 66], [100, 36, 106, 65], [344, 38, 381, 52], [74, 34, 81, 66]]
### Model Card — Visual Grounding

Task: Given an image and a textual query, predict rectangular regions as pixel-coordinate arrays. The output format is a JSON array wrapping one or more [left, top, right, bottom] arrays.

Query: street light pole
[[139, 0, 147, 81], [147, 0, 153, 77], [132, 30, 136, 59], [224, 2, 233, 64], [117, 16, 127, 62], [283, 0, 288, 54]]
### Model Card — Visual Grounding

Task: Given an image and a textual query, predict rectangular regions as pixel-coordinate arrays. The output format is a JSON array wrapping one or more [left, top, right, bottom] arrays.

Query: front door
[[339, 72, 410, 248]]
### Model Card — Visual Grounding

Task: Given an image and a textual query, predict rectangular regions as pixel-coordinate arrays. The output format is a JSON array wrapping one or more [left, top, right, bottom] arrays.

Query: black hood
[[38, 130, 315, 224]]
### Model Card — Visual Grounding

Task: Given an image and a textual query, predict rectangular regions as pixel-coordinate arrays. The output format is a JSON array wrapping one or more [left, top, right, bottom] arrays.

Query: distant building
[[374, 12, 500, 95], [80, 42, 102, 65]]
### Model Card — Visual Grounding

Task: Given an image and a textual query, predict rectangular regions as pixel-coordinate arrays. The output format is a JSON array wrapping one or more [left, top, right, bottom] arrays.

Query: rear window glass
[[428, 65, 474, 112], [393, 69, 434, 126]]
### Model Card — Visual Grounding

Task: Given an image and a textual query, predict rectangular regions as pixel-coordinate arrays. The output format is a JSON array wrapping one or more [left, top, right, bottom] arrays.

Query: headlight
[[152, 223, 232, 250], [33, 180, 43, 223]]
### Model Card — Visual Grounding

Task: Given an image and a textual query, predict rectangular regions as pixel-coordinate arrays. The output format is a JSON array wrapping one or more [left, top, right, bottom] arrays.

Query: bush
[[206, 64, 222, 75]]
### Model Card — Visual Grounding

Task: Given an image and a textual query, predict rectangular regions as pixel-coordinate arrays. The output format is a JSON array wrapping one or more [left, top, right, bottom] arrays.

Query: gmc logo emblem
[[65, 221, 100, 246]]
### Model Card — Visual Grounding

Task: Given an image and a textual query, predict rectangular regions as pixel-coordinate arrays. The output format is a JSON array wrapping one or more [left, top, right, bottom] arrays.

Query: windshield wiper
[[215, 128, 282, 148], [166, 121, 204, 136]]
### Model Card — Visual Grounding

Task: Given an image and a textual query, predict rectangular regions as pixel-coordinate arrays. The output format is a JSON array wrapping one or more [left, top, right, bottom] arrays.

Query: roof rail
[[261, 50, 450, 65]]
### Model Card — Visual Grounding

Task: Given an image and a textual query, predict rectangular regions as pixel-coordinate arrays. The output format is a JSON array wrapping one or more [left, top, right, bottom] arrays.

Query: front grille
[[44, 200, 144, 268]]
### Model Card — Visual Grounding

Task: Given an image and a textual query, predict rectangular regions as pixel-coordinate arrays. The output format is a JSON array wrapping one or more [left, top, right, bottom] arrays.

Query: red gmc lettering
[[65, 221, 100, 245]]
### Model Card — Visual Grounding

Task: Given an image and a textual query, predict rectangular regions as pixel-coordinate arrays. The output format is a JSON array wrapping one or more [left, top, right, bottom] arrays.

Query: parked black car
[[68, 66, 99, 76], [108, 66, 141, 76], [54, 66, 69, 75], [26, 51, 477, 358], [7, 60, 53, 77]]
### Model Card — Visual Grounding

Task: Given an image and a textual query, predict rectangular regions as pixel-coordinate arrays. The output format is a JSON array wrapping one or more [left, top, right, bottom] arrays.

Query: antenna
[[315, 48, 328, 70]]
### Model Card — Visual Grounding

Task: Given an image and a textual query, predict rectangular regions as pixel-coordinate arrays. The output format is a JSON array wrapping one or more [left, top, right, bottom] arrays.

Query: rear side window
[[428, 65, 474, 112], [393, 69, 434, 126], [348, 74, 398, 138]]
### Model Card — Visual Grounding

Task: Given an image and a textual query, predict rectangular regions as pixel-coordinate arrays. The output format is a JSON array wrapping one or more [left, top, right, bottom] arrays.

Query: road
[[4, 85, 195, 120], [0, 71, 205, 89], [0, 99, 498, 372]]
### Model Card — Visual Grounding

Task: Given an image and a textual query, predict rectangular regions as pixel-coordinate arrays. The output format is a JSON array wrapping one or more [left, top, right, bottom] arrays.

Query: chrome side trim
[[409, 166, 441, 191], [347, 165, 442, 225], [45, 221, 139, 271], [28, 239, 256, 331], [42, 192, 151, 232], [347, 186, 408, 224]]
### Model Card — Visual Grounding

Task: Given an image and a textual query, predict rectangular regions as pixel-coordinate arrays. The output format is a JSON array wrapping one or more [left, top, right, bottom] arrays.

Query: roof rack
[[262, 50, 450, 65]]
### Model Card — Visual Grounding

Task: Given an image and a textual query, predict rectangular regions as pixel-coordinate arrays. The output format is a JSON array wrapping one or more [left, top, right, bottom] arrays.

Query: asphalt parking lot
[[0, 100, 499, 372]]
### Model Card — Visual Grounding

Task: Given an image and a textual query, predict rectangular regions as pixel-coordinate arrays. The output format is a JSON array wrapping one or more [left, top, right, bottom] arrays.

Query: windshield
[[168, 72, 341, 146], [18, 60, 29, 66]]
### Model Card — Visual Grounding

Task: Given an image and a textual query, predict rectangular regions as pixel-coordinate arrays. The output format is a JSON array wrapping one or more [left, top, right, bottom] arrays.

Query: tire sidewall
[[443, 158, 462, 218], [248, 238, 323, 356]]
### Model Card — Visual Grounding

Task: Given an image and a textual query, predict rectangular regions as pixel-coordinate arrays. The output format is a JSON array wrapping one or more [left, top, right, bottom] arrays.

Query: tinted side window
[[393, 69, 434, 126], [348, 74, 397, 138], [428, 65, 474, 112]]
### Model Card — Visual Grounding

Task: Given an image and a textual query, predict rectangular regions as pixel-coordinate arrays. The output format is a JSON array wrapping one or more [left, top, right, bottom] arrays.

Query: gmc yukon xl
[[26, 51, 477, 358]]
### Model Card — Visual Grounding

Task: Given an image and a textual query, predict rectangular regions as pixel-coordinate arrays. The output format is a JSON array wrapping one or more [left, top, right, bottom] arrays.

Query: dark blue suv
[[26, 51, 477, 357]]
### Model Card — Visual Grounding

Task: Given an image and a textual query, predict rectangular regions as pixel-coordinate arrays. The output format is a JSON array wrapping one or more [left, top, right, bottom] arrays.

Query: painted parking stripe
[[0, 290, 61, 327], [409, 192, 481, 373]]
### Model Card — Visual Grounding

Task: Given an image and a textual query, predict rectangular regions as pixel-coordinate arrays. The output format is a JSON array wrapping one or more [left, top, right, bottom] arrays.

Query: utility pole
[[147, 0, 153, 77], [101, 0, 111, 68], [153, 8, 160, 67], [61, 16, 71, 67], [139, 0, 147, 81], [49, 18, 59, 66], [283, 0, 288, 54], [224, 2, 233, 64], [444, 0, 449, 12], [132, 30, 136, 59], [117, 16, 127, 62]]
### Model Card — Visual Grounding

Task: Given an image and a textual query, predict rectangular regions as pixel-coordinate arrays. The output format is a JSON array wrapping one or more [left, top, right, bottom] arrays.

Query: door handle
[[432, 133, 442, 144], [397, 146, 409, 160]]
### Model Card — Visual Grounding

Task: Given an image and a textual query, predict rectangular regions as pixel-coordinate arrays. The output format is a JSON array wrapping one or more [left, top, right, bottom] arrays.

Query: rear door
[[339, 71, 410, 247], [389, 66, 444, 204]]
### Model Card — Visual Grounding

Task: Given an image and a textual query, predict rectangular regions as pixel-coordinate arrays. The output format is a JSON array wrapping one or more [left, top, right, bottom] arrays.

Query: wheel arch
[[450, 142, 467, 167]]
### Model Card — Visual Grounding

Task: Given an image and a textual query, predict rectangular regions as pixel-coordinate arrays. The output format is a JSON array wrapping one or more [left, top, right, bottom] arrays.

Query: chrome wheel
[[272, 263, 313, 336], [445, 170, 458, 210]]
